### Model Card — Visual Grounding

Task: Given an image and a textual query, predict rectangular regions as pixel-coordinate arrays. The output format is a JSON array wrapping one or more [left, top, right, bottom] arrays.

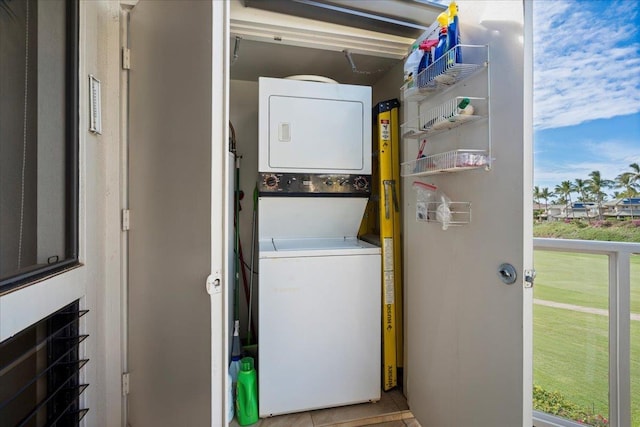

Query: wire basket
[[402, 45, 488, 101], [401, 96, 486, 139], [401, 149, 489, 177], [417, 201, 472, 226]]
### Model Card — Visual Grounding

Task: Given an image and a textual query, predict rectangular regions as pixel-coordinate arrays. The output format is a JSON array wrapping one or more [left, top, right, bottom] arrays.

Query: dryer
[[257, 77, 381, 417]]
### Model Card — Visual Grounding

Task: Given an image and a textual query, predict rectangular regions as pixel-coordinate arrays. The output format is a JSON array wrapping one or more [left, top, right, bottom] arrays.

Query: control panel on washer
[[259, 173, 371, 196]]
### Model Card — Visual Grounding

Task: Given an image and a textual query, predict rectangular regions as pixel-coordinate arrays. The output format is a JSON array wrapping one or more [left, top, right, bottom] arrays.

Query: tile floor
[[230, 389, 421, 427]]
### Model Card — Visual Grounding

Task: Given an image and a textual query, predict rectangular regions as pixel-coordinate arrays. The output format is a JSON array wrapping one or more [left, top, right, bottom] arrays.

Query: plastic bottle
[[229, 319, 242, 378], [228, 319, 242, 418], [417, 39, 438, 77], [236, 357, 259, 426], [448, 1, 461, 63], [434, 26, 448, 62], [442, 97, 471, 121], [229, 354, 241, 382], [227, 372, 235, 421], [403, 43, 422, 88], [437, 10, 449, 27], [454, 97, 470, 116]]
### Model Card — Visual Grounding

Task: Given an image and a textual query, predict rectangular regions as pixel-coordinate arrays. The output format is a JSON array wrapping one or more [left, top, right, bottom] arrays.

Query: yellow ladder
[[376, 99, 403, 390]]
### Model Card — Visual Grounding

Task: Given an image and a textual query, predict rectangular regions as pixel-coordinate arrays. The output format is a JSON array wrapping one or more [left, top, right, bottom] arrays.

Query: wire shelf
[[401, 45, 488, 101], [416, 201, 471, 226], [401, 96, 486, 139], [401, 149, 489, 177]]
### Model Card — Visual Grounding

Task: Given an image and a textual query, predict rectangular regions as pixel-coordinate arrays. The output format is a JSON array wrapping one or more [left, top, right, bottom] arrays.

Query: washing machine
[[257, 77, 381, 417]]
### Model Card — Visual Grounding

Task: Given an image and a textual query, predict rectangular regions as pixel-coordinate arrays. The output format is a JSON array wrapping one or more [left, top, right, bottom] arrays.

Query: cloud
[[535, 139, 640, 190], [584, 140, 640, 164], [533, 1, 640, 130]]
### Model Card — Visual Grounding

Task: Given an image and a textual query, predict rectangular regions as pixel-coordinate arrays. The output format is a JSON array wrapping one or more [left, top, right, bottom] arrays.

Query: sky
[[532, 0, 640, 196]]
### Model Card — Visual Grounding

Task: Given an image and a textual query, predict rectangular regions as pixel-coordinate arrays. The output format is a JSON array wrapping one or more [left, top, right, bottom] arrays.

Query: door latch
[[206, 275, 221, 294], [524, 269, 536, 288]]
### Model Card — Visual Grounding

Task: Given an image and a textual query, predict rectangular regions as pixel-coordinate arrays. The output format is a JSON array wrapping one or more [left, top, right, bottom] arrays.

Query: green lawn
[[534, 251, 640, 312], [534, 305, 608, 417], [534, 251, 610, 310], [533, 250, 640, 425]]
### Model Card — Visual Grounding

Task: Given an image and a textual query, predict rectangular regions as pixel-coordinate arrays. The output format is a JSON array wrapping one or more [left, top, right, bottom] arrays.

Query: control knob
[[353, 176, 369, 191], [264, 174, 279, 189]]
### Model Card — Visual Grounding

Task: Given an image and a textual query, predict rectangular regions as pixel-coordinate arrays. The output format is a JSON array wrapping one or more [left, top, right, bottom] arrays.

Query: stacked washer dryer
[[257, 77, 381, 417]]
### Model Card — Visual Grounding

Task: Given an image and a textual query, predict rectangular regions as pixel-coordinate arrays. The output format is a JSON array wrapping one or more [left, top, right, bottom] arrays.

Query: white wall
[[372, 62, 403, 106], [0, 1, 124, 426]]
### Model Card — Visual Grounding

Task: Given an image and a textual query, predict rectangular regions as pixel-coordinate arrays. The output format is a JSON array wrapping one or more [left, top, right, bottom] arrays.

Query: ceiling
[[229, 0, 446, 86], [230, 38, 403, 86], [241, 0, 445, 39]]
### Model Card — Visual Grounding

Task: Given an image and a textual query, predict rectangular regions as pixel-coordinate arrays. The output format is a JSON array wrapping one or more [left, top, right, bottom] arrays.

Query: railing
[[533, 238, 640, 427]]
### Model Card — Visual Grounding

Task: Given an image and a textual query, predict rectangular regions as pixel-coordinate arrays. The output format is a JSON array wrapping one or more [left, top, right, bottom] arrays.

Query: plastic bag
[[412, 181, 437, 221], [435, 192, 452, 231], [404, 45, 423, 88], [412, 181, 452, 230]]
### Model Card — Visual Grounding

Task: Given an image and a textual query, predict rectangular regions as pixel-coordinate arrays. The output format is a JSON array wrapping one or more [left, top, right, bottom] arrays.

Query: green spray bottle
[[236, 357, 258, 425]]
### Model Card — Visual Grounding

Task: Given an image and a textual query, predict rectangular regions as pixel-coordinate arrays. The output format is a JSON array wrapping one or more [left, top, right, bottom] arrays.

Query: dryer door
[[259, 77, 371, 174], [268, 95, 364, 171]]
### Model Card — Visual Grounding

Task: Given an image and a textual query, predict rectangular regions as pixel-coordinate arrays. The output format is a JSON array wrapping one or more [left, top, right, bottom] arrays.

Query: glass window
[[0, 0, 78, 292], [533, 250, 609, 426]]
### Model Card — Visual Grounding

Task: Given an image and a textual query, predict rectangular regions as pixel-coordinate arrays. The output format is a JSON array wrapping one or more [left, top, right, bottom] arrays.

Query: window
[[0, 0, 78, 292], [533, 250, 610, 426], [0, 300, 89, 425]]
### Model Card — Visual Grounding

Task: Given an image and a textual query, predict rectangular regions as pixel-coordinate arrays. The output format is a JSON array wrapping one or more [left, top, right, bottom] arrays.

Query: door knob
[[498, 263, 517, 285]]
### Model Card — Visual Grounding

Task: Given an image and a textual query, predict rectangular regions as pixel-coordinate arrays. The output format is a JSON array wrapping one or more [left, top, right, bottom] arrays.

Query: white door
[[401, 1, 533, 426]]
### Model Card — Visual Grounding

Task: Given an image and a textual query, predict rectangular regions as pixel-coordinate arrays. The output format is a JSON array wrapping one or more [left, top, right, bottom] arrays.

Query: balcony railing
[[532, 238, 640, 427]]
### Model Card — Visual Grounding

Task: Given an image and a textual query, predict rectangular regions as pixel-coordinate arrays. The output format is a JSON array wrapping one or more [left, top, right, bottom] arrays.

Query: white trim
[[610, 250, 631, 426], [523, 1, 534, 425], [212, 0, 230, 425], [533, 410, 588, 427], [534, 238, 640, 255], [0, 266, 85, 340], [118, 2, 135, 426], [229, 0, 413, 59]]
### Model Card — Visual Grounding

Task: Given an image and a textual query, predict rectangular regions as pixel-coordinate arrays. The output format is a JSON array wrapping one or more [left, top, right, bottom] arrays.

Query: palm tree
[[554, 180, 575, 218], [621, 163, 640, 185], [540, 187, 552, 220], [615, 173, 639, 198], [573, 178, 593, 222], [533, 186, 541, 220], [574, 178, 589, 202], [615, 163, 640, 198], [587, 170, 614, 220]]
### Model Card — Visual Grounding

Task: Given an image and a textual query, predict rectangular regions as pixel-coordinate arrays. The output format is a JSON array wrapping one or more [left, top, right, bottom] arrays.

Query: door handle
[[498, 263, 517, 285]]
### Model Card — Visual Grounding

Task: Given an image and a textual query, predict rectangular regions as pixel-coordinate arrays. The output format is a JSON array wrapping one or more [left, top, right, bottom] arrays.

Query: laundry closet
[[125, 1, 532, 426]]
